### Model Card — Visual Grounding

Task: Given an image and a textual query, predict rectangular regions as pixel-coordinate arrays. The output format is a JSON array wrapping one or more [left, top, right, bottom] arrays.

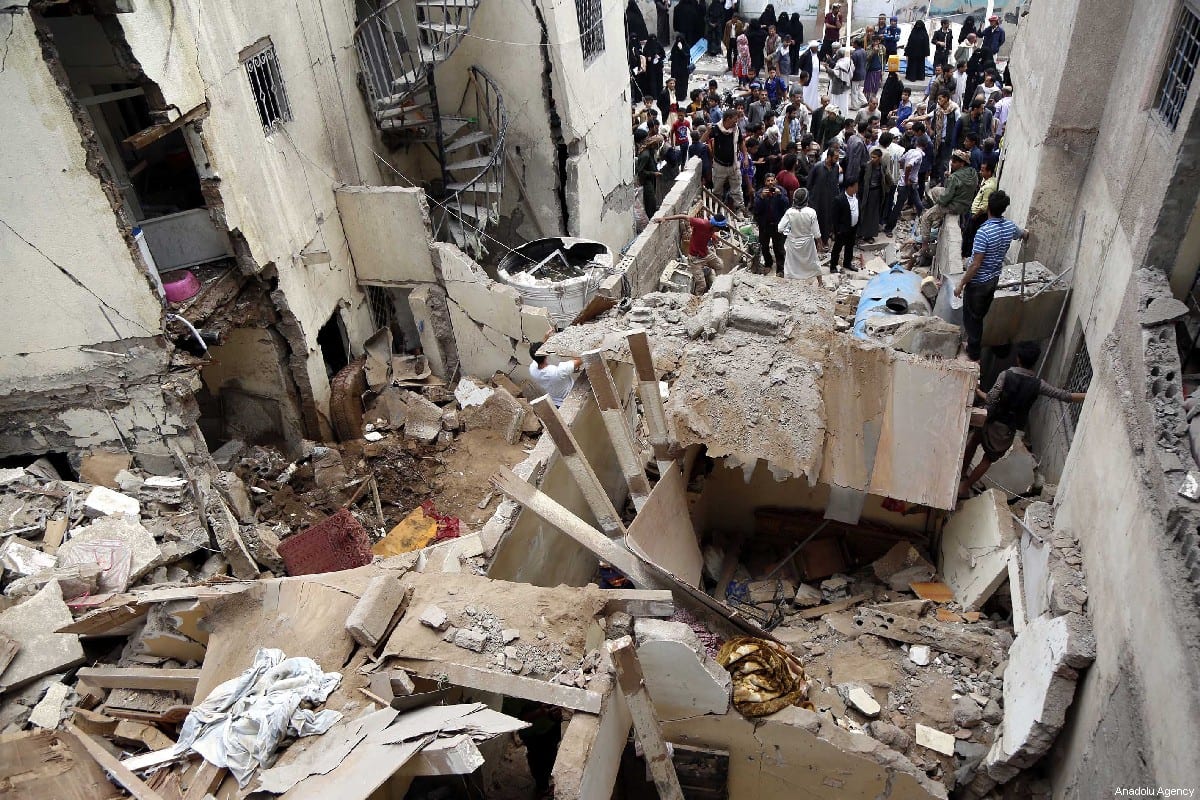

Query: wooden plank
[[910, 581, 955, 603], [65, 725, 169, 800], [530, 396, 626, 537], [794, 593, 871, 620], [123, 104, 207, 150], [624, 464, 703, 587], [0, 729, 124, 800], [607, 636, 684, 800], [402, 661, 602, 713], [491, 467, 663, 591], [76, 667, 200, 695], [180, 760, 226, 800], [582, 350, 652, 505], [626, 331, 672, 461], [119, 746, 182, 773], [600, 589, 675, 618], [42, 517, 69, 554]]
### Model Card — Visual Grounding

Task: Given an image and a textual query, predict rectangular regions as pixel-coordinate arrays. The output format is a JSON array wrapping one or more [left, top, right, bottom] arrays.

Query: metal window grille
[[1063, 339, 1093, 434], [1156, 4, 1200, 130], [366, 285, 398, 332], [575, 0, 605, 62], [243, 42, 292, 134]]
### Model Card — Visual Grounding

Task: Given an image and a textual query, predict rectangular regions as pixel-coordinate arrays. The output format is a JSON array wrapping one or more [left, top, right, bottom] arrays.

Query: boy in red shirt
[[653, 213, 730, 294]]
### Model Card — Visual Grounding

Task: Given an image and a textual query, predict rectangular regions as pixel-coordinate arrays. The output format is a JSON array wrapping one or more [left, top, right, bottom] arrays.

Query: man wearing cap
[[701, 106, 748, 214], [912, 148, 978, 260], [821, 3, 843, 63], [798, 41, 822, 110], [954, 190, 1030, 361], [980, 14, 1005, 54], [653, 212, 729, 294], [882, 16, 902, 56]]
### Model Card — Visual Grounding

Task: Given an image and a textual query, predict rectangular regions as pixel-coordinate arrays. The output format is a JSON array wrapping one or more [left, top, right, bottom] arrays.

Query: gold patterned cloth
[[716, 636, 815, 717]]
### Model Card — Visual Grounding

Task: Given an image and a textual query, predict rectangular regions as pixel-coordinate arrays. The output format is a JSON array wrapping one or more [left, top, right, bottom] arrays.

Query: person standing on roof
[[959, 341, 1085, 500], [653, 212, 730, 294], [954, 189, 1028, 361]]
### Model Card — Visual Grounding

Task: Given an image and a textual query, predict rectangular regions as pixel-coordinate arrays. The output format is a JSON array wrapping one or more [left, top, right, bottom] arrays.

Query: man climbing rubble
[[529, 343, 582, 407], [653, 212, 730, 294], [959, 341, 1086, 500]]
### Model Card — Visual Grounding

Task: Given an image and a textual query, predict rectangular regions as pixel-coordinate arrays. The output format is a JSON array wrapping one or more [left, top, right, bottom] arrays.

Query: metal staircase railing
[[434, 66, 507, 255]]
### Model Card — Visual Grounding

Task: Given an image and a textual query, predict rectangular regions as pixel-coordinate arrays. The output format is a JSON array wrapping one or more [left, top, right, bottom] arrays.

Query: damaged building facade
[[1, 0, 1200, 799], [0, 0, 632, 464]]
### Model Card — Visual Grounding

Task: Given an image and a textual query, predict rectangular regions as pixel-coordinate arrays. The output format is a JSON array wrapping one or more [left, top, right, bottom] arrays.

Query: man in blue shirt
[[954, 190, 1030, 360], [980, 14, 1005, 54], [882, 17, 902, 56]]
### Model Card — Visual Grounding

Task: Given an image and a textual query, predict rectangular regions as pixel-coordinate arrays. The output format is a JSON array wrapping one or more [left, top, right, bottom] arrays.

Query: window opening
[[575, 0, 605, 62], [1063, 338, 1093, 435], [242, 40, 292, 134], [1156, 4, 1200, 130]]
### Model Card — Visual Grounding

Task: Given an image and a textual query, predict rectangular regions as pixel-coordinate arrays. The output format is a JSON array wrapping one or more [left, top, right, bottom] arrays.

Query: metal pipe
[[167, 313, 208, 354]]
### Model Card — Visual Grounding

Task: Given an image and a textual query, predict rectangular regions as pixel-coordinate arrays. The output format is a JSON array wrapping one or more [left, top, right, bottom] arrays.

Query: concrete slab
[[634, 619, 730, 719], [446, 275, 524, 342], [985, 612, 1095, 782], [447, 299, 517, 379], [521, 305, 554, 343], [938, 489, 1018, 611], [58, 516, 162, 589], [0, 581, 84, 691], [337, 186, 436, 283], [82, 486, 139, 518], [27, 681, 72, 729]]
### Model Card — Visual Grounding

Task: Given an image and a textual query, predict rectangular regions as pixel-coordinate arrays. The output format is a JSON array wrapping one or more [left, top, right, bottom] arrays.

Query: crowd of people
[[628, 3, 1015, 340]]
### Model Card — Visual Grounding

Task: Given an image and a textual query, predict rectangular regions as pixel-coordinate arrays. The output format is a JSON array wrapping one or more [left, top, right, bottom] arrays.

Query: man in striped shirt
[[954, 190, 1029, 361]]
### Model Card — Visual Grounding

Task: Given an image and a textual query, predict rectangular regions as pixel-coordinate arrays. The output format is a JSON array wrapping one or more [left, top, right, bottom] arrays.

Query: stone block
[[872, 541, 936, 592], [346, 575, 407, 647], [453, 627, 488, 652], [214, 471, 256, 523], [446, 275, 524, 341], [408, 286, 451, 379], [401, 390, 445, 444], [985, 612, 1095, 781], [27, 681, 72, 729], [461, 386, 526, 444], [82, 486, 139, 518], [727, 304, 785, 335], [448, 300, 516, 379], [419, 605, 450, 631], [938, 489, 1018, 610], [57, 516, 162, 589], [793, 583, 823, 607], [915, 723, 956, 755], [842, 684, 881, 718], [521, 305, 554, 343]]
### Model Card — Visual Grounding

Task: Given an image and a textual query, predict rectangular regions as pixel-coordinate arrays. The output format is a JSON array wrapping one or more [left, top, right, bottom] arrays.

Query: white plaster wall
[[436, 0, 635, 251], [0, 14, 162, 383], [119, 0, 385, 419]]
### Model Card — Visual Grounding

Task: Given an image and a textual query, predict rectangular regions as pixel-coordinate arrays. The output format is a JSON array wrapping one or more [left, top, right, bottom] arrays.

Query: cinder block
[[345, 575, 408, 647]]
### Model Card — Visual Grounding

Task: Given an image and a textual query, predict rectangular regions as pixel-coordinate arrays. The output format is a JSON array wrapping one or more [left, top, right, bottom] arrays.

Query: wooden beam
[[75, 667, 200, 696], [626, 331, 672, 462], [123, 104, 207, 151], [530, 395, 626, 537], [794, 593, 871, 619], [600, 589, 675, 618], [491, 467, 664, 591], [607, 637, 684, 800], [402, 661, 602, 713], [65, 725, 168, 800], [181, 759, 226, 800], [80, 87, 146, 106], [582, 350, 652, 509]]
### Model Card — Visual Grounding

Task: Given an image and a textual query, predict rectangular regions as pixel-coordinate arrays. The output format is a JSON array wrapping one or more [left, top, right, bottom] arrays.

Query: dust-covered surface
[[384, 572, 605, 679]]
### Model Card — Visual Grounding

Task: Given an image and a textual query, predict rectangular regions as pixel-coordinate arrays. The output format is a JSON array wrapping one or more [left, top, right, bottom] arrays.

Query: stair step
[[447, 201, 494, 220], [440, 116, 473, 138], [380, 116, 436, 131], [443, 131, 493, 152], [415, 0, 479, 8], [446, 180, 502, 195], [390, 68, 428, 91], [378, 100, 434, 120], [417, 22, 468, 36], [445, 155, 494, 172]]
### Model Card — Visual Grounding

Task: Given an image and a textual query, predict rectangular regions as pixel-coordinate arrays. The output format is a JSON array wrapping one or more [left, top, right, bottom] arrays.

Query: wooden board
[[0, 729, 123, 800], [65, 725, 168, 800], [624, 465, 703, 588], [76, 667, 199, 695], [399, 662, 603, 714], [910, 581, 955, 603]]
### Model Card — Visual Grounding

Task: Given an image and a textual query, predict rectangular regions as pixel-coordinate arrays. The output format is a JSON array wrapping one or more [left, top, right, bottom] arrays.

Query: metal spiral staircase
[[353, 0, 507, 256]]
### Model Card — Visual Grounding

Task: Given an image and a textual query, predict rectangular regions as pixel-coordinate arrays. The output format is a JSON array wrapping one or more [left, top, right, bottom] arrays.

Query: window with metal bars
[[1063, 338, 1093, 434], [242, 40, 292, 134], [575, 0, 605, 62], [1156, 4, 1200, 130], [366, 285, 398, 333]]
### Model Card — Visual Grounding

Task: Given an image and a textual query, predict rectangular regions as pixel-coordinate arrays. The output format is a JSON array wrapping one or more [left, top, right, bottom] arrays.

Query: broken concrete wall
[[660, 709, 946, 799], [335, 187, 439, 285], [488, 362, 637, 587], [117, 0, 383, 430], [433, 0, 635, 252], [619, 159, 705, 297], [434, 244, 553, 388], [200, 328, 306, 453], [0, 11, 163, 389]]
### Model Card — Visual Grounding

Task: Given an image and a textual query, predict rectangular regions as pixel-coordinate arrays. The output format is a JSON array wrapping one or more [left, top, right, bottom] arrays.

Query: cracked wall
[[435, 0, 635, 252]]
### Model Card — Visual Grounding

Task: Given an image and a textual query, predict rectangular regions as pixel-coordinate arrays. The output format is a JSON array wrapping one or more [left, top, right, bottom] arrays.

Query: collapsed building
[[1, 0, 1199, 798]]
